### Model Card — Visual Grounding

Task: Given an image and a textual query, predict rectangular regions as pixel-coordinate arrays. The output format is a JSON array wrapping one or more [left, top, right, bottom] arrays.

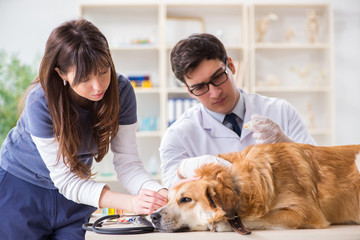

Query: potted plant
[[0, 50, 38, 145]]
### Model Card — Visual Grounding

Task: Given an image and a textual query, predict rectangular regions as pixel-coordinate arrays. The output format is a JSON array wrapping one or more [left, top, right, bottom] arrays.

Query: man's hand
[[246, 114, 294, 144]]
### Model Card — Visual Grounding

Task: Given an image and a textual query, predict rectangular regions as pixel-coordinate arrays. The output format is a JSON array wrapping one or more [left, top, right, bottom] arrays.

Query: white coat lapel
[[201, 106, 239, 138], [241, 91, 258, 140]]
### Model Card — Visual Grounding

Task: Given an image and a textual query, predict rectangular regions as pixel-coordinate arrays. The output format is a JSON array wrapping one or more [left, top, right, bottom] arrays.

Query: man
[[160, 33, 315, 188]]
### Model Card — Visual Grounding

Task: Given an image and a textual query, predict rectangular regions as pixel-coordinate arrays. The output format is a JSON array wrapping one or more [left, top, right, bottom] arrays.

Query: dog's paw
[[209, 221, 233, 232]]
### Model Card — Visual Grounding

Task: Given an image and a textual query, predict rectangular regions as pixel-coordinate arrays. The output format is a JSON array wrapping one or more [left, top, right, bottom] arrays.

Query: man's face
[[184, 58, 240, 114]]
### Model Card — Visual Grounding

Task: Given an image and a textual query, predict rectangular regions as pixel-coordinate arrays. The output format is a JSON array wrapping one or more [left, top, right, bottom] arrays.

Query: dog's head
[[151, 163, 239, 232]]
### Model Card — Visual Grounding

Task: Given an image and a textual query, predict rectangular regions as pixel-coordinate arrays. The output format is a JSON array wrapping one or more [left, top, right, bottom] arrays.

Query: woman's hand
[[130, 188, 168, 214], [157, 188, 168, 199]]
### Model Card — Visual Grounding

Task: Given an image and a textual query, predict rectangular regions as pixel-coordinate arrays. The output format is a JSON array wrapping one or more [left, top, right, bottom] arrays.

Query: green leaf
[[0, 50, 39, 145]]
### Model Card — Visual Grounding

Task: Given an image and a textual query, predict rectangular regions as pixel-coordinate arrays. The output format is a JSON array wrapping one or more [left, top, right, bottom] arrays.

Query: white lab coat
[[159, 90, 316, 188]]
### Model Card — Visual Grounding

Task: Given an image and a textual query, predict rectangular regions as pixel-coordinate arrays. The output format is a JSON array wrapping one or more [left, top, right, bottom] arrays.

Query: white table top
[[86, 224, 360, 240]]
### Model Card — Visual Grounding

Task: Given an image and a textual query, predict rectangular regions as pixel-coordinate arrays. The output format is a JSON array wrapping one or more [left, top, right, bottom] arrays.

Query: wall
[[0, 0, 359, 145]]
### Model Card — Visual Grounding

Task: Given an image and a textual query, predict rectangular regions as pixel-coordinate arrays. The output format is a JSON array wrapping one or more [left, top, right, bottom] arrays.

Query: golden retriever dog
[[151, 143, 360, 233]]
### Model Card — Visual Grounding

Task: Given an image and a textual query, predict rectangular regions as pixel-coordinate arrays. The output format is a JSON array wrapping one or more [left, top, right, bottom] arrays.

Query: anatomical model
[[256, 13, 279, 42], [306, 9, 319, 43]]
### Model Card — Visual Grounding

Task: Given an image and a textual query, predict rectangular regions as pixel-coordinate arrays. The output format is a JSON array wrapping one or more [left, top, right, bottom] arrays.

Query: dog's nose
[[150, 212, 161, 224]]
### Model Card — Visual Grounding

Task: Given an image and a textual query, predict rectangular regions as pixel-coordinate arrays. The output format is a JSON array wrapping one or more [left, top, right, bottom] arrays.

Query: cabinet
[[80, 2, 334, 182], [249, 3, 334, 145]]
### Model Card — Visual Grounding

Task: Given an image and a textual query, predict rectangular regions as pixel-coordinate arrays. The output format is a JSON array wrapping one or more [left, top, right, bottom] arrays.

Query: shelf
[[226, 45, 244, 50], [136, 131, 162, 138], [134, 88, 161, 94], [165, 3, 245, 46], [110, 45, 160, 51], [254, 86, 331, 92], [254, 43, 330, 49], [80, 3, 159, 8], [253, 3, 330, 7], [167, 87, 187, 94], [166, 44, 244, 50]]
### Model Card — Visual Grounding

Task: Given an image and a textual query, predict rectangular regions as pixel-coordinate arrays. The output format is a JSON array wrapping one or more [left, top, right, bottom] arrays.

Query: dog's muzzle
[[150, 211, 190, 232], [150, 212, 161, 227]]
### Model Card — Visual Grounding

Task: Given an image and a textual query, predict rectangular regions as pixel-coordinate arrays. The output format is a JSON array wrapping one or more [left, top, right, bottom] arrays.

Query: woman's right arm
[[110, 123, 168, 214], [32, 135, 166, 214], [99, 187, 167, 214], [31, 135, 106, 207]]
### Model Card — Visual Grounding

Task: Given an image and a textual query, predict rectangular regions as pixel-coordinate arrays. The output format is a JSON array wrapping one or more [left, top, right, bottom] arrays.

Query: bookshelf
[[80, 2, 334, 183], [249, 3, 334, 145]]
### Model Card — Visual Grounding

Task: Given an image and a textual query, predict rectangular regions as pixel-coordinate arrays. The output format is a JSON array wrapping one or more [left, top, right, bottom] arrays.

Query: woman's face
[[56, 66, 111, 108]]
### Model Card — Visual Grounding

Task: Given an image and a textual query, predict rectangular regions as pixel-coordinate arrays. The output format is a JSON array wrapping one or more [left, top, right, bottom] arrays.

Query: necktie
[[224, 113, 241, 137]]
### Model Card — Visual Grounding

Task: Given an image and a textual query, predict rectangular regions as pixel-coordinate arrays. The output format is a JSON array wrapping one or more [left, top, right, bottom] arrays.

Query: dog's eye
[[179, 197, 192, 203]]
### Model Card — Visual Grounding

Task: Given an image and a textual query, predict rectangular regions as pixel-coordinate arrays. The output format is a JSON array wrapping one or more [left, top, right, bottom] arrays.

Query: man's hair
[[170, 33, 228, 83]]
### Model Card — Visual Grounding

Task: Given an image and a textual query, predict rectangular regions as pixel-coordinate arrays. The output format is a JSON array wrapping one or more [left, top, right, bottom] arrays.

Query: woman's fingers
[[135, 189, 168, 214]]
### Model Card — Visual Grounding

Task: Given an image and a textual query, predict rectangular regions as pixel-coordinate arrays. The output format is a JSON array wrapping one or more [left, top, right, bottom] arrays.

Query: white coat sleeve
[[159, 127, 190, 189], [31, 135, 106, 208], [111, 123, 165, 195]]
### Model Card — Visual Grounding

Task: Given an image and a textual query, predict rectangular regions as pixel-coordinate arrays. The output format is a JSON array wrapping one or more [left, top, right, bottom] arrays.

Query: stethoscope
[[82, 214, 155, 235]]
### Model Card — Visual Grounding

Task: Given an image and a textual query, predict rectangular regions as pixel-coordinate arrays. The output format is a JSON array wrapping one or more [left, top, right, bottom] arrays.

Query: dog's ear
[[195, 163, 227, 179], [205, 173, 240, 220], [195, 163, 239, 219], [205, 184, 228, 223]]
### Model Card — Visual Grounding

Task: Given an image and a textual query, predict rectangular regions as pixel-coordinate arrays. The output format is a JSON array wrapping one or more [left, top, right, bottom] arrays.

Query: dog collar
[[228, 216, 251, 235]]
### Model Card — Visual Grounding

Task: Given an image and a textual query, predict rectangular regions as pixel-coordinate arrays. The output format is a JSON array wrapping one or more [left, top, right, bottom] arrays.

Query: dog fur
[[151, 143, 360, 232]]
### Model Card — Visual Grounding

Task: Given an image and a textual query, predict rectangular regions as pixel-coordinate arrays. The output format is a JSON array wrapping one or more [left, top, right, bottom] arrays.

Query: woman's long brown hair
[[22, 19, 119, 179]]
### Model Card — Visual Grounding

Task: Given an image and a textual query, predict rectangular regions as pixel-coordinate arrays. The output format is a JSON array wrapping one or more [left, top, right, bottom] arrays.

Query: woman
[[0, 19, 167, 239]]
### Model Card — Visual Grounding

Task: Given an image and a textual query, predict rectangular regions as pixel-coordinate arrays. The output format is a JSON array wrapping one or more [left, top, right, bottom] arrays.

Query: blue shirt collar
[[205, 89, 245, 123]]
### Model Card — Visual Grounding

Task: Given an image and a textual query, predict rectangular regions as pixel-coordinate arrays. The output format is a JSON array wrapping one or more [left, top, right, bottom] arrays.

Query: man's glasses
[[186, 62, 228, 96]]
